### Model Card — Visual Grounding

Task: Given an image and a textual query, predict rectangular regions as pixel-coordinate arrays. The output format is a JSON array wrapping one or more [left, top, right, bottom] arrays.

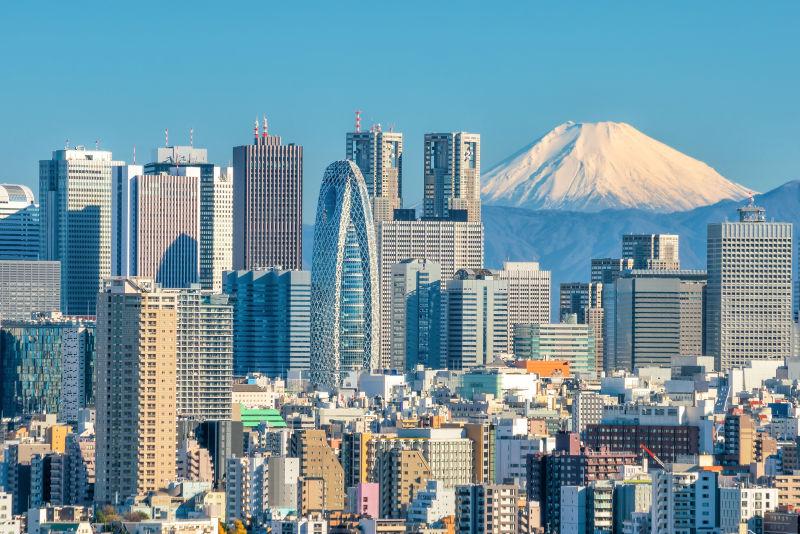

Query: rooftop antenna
[[64, 139, 69, 150], [262, 114, 268, 137], [133, 145, 136, 164], [165, 128, 169, 147], [95, 139, 101, 150], [254, 117, 259, 143], [355, 110, 362, 133], [189, 128, 194, 147]]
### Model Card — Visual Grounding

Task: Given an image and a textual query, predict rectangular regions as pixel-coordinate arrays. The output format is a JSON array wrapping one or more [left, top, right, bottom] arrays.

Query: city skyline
[[1, 3, 799, 223]]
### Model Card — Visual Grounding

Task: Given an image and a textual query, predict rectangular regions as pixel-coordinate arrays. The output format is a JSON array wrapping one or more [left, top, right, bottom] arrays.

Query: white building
[[513, 318, 596, 377], [706, 202, 793, 371], [123, 519, 219, 534], [407, 480, 455, 526], [268, 456, 300, 510], [0, 183, 39, 260], [0, 493, 19, 534], [494, 261, 551, 350], [572, 391, 617, 435], [270, 516, 327, 534], [225, 454, 269, 524], [718, 486, 779, 533], [57, 318, 94, 423], [650, 466, 718, 534]]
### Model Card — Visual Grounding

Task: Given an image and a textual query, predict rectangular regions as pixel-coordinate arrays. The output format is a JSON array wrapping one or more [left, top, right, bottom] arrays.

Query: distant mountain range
[[481, 121, 752, 212]]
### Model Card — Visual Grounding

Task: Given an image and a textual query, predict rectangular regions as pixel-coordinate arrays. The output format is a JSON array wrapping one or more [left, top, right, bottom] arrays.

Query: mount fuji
[[481, 121, 752, 212]]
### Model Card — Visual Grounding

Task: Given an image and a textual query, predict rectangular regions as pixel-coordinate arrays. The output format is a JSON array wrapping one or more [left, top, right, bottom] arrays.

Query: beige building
[[494, 261, 551, 351], [774, 474, 800, 509], [377, 448, 431, 518], [95, 278, 177, 503], [290, 430, 345, 512]]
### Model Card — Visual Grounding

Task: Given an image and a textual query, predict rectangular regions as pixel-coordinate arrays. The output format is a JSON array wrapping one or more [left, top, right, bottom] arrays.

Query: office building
[[707, 202, 793, 370], [40, 147, 123, 315], [346, 126, 403, 223], [95, 278, 177, 503], [0, 260, 60, 321], [559, 282, 602, 323], [377, 218, 483, 368], [223, 268, 310, 378], [176, 287, 233, 421], [0, 313, 94, 421], [622, 234, 680, 270], [442, 269, 508, 370], [607, 269, 707, 371], [112, 166, 201, 288], [423, 132, 481, 222], [289, 429, 345, 512], [514, 317, 596, 377], [591, 258, 633, 284], [389, 259, 441, 370], [494, 261, 551, 350], [455, 484, 518, 534], [0, 184, 39, 260], [233, 120, 303, 271], [310, 161, 379, 389], [145, 145, 233, 292]]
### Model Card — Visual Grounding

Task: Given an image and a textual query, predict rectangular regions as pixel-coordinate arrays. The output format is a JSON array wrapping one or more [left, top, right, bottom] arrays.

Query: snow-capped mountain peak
[[481, 121, 752, 212]]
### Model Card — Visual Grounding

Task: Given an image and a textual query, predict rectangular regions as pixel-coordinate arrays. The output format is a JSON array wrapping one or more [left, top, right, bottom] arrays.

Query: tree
[[231, 519, 247, 534]]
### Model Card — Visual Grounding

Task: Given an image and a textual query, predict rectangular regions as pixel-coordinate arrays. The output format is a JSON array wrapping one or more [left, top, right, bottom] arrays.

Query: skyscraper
[[112, 166, 201, 288], [377, 219, 484, 368], [591, 258, 634, 284], [0, 184, 39, 260], [423, 132, 481, 222], [0, 260, 60, 321], [176, 287, 233, 421], [707, 202, 793, 370], [223, 268, 311, 378], [494, 261, 551, 351], [346, 126, 403, 223], [442, 269, 508, 370], [622, 234, 680, 269], [146, 146, 233, 292], [559, 282, 603, 323], [95, 278, 177, 503], [310, 161, 379, 389], [40, 147, 123, 315], [233, 119, 303, 271], [390, 259, 442, 370]]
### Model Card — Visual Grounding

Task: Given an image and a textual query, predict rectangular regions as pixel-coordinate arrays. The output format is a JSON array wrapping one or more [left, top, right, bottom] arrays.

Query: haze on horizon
[[0, 2, 798, 222]]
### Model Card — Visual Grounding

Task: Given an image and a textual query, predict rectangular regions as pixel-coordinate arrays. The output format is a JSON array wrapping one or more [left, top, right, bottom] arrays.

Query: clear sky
[[1, 2, 798, 222]]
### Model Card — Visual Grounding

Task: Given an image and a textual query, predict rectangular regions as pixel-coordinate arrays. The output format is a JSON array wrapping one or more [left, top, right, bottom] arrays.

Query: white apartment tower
[[40, 148, 123, 315], [706, 202, 793, 371]]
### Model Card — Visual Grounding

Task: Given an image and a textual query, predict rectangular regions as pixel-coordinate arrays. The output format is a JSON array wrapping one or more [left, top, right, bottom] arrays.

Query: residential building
[[455, 484, 518, 534], [233, 120, 303, 271], [39, 147, 123, 315], [719, 485, 779, 533], [650, 467, 719, 534], [310, 161, 379, 389], [0, 260, 60, 321], [707, 201, 793, 370], [423, 132, 481, 222], [389, 259, 442, 370], [407, 480, 455, 526], [223, 268, 311, 378], [94, 278, 177, 503], [225, 453, 269, 523], [290, 429, 345, 512], [0, 184, 39, 260], [268, 456, 300, 510], [346, 127, 403, 223]]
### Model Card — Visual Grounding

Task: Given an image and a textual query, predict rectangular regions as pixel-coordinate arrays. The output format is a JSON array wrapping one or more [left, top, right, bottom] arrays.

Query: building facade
[[233, 122, 303, 271], [389, 259, 442, 370], [0, 184, 39, 260], [622, 234, 680, 270], [423, 132, 481, 222], [0, 260, 60, 321], [346, 128, 403, 223], [513, 319, 596, 377], [494, 261, 551, 351], [310, 161, 379, 389]]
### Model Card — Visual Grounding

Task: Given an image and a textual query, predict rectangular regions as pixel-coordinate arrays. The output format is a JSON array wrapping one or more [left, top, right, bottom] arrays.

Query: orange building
[[513, 359, 571, 378]]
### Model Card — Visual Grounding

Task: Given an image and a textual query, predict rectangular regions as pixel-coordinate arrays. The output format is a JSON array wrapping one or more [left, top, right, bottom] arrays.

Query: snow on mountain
[[481, 121, 752, 212]]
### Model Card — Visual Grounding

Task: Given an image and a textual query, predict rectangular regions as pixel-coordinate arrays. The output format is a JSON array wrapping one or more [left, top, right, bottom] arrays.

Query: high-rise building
[[442, 269, 508, 370], [176, 287, 233, 421], [112, 166, 201, 288], [559, 282, 602, 323], [607, 269, 707, 371], [0, 260, 60, 321], [0, 184, 39, 260], [268, 456, 300, 510], [145, 147, 233, 292], [223, 268, 311, 378], [95, 278, 177, 503], [389, 259, 442, 370], [424, 132, 481, 222], [650, 467, 719, 534], [377, 218, 484, 368], [455, 484, 518, 534], [591, 258, 633, 284], [0, 313, 94, 421], [346, 127, 403, 223], [310, 161, 379, 389], [289, 429, 345, 512], [494, 261, 551, 351], [513, 317, 596, 377], [40, 148, 123, 315], [225, 453, 269, 524], [622, 234, 680, 270], [233, 120, 303, 271], [707, 202, 793, 370]]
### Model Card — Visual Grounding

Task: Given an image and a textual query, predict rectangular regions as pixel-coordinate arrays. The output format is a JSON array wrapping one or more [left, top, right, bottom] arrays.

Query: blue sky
[[1, 2, 798, 222]]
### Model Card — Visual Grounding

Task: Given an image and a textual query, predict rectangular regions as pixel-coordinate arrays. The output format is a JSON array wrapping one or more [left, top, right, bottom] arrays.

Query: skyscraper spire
[[262, 114, 268, 137], [254, 117, 259, 143]]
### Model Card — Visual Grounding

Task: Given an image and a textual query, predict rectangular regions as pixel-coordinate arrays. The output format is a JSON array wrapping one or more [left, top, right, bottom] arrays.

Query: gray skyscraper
[[707, 202, 793, 370], [223, 268, 311, 378], [423, 132, 481, 222], [346, 127, 403, 223], [233, 120, 303, 271], [310, 161, 379, 389], [622, 234, 680, 270], [442, 269, 508, 370], [390, 259, 442, 370], [40, 148, 122, 315], [0, 184, 39, 260], [146, 146, 233, 292], [0, 260, 60, 321]]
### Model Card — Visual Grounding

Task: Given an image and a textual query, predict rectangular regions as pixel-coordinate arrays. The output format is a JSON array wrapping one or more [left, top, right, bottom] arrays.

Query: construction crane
[[640, 443, 667, 470]]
